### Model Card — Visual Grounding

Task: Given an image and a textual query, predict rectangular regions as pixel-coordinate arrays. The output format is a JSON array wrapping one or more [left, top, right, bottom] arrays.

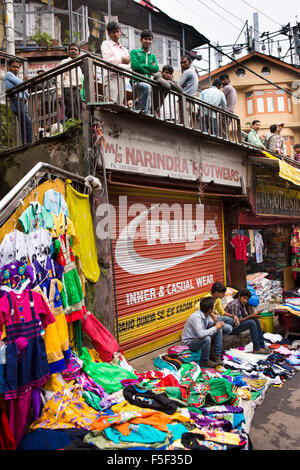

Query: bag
[[81, 311, 120, 362], [246, 283, 260, 307]]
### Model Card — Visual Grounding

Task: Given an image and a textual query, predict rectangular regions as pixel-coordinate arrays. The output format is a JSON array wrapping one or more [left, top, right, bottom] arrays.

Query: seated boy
[[225, 288, 269, 354], [182, 296, 225, 367], [153, 64, 183, 117], [195, 281, 238, 335]]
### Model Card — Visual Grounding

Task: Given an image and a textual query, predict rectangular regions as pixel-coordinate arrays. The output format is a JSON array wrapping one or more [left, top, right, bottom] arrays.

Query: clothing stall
[[0, 164, 101, 446]]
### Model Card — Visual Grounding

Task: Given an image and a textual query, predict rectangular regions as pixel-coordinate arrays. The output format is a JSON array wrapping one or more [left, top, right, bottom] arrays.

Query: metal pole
[[107, 0, 111, 22], [208, 43, 211, 87], [148, 11, 152, 30], [68, 0, 73, 43], [4, 0, 15, 55], [22, 0, 26, 48], [182, 27, 185, 56]]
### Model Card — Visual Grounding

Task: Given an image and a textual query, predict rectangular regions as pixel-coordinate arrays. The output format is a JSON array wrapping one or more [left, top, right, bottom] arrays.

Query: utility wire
[[194, 0, 242, 32], [239, 0, 282, 27], [174, 0, 230, 35], [208, 42, 300, 99]]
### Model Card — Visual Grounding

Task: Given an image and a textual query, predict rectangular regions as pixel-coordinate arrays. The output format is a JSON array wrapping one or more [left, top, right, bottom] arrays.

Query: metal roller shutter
[[109, 186, 225, 359]]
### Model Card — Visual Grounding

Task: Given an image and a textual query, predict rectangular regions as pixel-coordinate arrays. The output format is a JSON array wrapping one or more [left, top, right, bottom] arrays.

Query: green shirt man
[[130, 29, 159, 112]]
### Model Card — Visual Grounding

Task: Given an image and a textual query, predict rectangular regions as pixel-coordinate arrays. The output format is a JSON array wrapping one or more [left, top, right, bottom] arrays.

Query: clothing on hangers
[[230, 233, 250, 263]]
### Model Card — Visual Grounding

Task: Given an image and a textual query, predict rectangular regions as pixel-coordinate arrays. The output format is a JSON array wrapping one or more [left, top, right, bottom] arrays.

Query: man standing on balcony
[[178, 55, 198, 97], [101, 21, 130, 105], [219, 73, 237, 114], [130, 30, 159, 113], [57, 43, 83, 120], [5, 58, 32, 145], [199, 79, 227, 136]]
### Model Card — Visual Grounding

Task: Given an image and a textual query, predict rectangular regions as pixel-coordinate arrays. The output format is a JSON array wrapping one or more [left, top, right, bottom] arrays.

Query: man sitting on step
[[181, 296, 224, 368]]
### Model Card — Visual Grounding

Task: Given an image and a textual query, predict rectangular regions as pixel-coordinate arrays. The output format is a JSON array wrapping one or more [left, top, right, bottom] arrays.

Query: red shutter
[[109, 187, 225, 358]]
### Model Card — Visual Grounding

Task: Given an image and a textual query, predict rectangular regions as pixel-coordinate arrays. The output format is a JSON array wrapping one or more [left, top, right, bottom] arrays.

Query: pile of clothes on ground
[[6, 330, 299, 451], [274, 288, 300, 334], [247, 272, 282, 304]]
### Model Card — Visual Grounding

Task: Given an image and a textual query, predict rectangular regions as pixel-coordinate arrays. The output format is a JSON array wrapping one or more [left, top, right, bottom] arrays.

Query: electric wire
[[239, 0, 282, 27]]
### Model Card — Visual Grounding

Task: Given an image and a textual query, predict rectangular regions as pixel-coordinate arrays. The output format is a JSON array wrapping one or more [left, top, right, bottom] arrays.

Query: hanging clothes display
[[230, 233, 250, 263], [0, 175, 101, 445], [254, 231, 264, 264], [66, 183, 100, 284], [291, 227, 300, 279]]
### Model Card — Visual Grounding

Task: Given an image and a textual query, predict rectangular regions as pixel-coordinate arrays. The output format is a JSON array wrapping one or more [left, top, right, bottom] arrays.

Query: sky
[[138, 0, 300, 71]]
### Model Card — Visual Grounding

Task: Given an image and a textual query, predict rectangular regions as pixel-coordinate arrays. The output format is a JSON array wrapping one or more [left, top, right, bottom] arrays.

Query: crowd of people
[[4, 20, 299, 155]]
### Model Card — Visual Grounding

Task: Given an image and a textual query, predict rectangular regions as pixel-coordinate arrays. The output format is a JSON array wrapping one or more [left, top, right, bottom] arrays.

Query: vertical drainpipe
[[107, 0, 111, 22], [4, 0, 15, 55], [208, 43, 211, 87], [68, 0, 73, 43], [182, 27, 185, 56]]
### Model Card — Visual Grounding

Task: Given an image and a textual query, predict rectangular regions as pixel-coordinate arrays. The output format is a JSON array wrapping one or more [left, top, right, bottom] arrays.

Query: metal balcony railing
[[1, 53, 244, 151]]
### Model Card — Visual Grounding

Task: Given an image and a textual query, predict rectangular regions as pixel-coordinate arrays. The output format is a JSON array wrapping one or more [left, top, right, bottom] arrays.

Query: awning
[[239, 209, 300, 227], [262, 151, 300, 187]]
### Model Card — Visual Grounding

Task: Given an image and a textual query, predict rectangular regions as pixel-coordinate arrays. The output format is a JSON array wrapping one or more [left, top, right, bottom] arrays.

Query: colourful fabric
[[43, 189, 69, 217], [18, 202, 53, 234], [230, 233, 250, 262], [66, 184, 100, 283], [30, 384, 99, 431], [80, 347, 137, 394], [54, 234, 85, 323], [0, 290, 55, 399], [0, 261, 35, 292]]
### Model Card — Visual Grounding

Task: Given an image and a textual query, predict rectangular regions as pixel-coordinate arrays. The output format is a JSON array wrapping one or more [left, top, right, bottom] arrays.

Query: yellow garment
[[30, 384, 99, 431], [50, 212, 78, 243], [66, 183, 100, 283], [195, 294, 225, 316], [263, 151, 300, 187]]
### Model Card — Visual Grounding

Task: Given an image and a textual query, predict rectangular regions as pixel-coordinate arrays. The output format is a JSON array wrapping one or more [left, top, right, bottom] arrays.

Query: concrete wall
[[0, 125, 84, 200]]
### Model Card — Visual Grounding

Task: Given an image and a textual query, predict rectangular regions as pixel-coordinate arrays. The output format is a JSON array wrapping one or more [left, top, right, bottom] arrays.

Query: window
[[261, 66, 271, 75], [167, 40, 179, 69], [245, 88, 292, 115], [247, 99, 254, 115], [14, 1, 55, 42], [256, 97, 264, 113], [235, 67, 246, 78], [72, 6, 89, 44], [129, 26, 181, 69], [267, 96, 274, 112]]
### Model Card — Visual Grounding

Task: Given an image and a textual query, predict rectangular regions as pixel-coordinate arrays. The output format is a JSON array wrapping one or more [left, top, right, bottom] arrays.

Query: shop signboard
[[96, 188, 225, 358], [102, 115, 247, 188], [256, 183, 300, 217]]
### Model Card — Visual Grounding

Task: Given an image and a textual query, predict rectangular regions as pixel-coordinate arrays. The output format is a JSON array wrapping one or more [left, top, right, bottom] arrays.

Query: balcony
[[1, 53, 244, 150]]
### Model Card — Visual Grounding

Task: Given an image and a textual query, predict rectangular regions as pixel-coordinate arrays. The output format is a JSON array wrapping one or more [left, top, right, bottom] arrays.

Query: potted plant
[[63, 30, 81, 45], [30, 31, 53, 47]]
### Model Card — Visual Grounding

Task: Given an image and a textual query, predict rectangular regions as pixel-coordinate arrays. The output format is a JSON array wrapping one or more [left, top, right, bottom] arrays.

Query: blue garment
[[17, 429, 71, 450], [133, 82, 152, 113], [232, 318, 265, 351], [43, 190, 69, 217], [5, 72, 32, 144], [187, 329, 223, 360], [167, 423, 188, 441], [199, 86, 227, 119], [104, 423, 167, 444], [5, 72, 29, 99]]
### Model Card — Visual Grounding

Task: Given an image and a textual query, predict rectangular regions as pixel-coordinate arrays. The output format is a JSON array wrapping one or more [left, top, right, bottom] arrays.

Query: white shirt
[[57, 56, 83, 95], [101, 39, 130, 72]]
